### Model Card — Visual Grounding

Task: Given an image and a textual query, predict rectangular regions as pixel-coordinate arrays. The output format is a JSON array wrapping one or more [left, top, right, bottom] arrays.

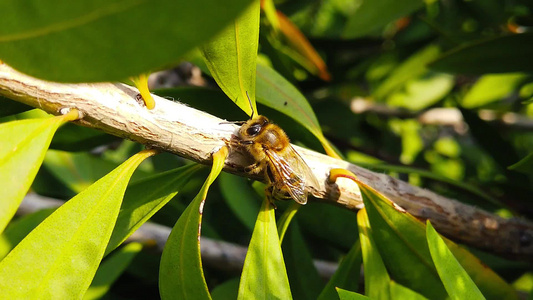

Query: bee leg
[[243, 161, 262, 174], [264, 185, 277, 209]]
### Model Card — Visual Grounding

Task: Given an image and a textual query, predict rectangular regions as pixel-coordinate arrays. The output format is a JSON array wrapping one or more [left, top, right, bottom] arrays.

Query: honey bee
[[229, 113, 319, 205]]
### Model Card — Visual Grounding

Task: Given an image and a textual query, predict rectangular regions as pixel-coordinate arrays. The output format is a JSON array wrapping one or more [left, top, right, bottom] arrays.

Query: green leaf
[[462, 73, 529, 108], [256, 63, 321, 137], [84, 242, 143, 300], [336, 288, 370, 300], [373, 45, 441, 100], [389, 281, 428, 300], [159, 147, 228, 300], [357, 180, 517, 300], [426, 222, 485, 300], [0, 149, 155, 298], [201, 0, 260, 116], [342, 0, 424, 39], [283, 222, 323, 300], [318, 240, 362, 300], [509, 153, 533, 175], [44, 150, 120, 194], [0, 0, 255, 82], [219, 172, 261, 231], [212, 278, 240, 300], [429, 33, 533, 74], [357, 209, 390, 300], [0, 208, 55, 260], [106, 164, 201, 255], [0, 115, 68, 233], [238, 198, 292, 299], [387, 73, 454, 111]]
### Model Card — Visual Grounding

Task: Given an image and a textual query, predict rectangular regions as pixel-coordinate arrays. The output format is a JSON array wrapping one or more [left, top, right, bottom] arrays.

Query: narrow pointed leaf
[[337, 288, 370, 300], [427, 222, 485, 300], [357, 209, 390, 300], [429, 33, 533, 74], [509, 153, 533, 175], [357, 179, 517, 300], [159, 147, 228, 300], [389, 281, 428, 300], [0, 0, 255, 82], [0, 114, 70, 233], [276, 11, 331, 81], [201, 0, 260, 116], [84, 242, 143, 300], [318, 240, 362, 300], [0, 149, 155, 298], [106, 164, 201, 255], [238, 198, 292, 299]]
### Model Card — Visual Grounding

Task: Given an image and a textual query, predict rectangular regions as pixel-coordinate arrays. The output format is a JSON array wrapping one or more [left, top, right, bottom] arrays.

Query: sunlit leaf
[[201, 0, 260, 116], [0, 0, 255, 82], [462, 73, 529, 108], [159, 147, 228, 300], [106, 164, 201, 255], [357, 209, 390, 300], [342, 0, 424, 38], [0, 149, 155, 298], [84, 242, 143, 300], [0, 112, 75, 233], [389, 281, 428, 300], [426, 222, 485, 300], [318, 240, 362, 300], [238, 197, 292, 299], [336, 287, 370, 300], [429, 33, 533, 74]]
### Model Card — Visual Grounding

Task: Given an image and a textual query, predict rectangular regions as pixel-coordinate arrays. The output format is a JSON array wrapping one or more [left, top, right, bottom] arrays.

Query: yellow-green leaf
[[427, 222, 485, 300], [238, 197, 292, 299], [0, 112, 75, 233], [159, 147, 228, 300], [337, 287, 370, 300], [0, 149, 155, 298], [357, 209, 390, 300], [84, 242, 143, 300], [201, 0, 260, 116]]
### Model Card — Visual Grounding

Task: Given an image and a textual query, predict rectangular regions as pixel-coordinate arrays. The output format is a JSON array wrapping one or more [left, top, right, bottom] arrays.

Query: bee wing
[[264, 146, 318, 204]]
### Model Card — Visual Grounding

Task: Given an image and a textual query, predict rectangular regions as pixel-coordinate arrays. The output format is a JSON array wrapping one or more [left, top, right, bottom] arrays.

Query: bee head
[[240, 116, 269, 139]]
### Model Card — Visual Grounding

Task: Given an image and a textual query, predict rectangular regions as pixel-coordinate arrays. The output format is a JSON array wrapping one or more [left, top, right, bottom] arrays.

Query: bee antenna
[[246, 91, 255, 119]]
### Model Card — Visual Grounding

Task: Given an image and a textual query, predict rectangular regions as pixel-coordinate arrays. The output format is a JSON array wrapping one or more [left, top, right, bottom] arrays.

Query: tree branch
[[0, 64, 531, 260]]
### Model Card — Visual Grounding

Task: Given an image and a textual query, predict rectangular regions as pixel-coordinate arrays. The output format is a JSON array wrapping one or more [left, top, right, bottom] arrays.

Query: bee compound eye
[[246, 124, 261, 136]]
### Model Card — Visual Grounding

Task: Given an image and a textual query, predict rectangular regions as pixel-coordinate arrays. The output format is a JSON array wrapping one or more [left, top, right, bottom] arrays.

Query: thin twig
[[0, 64, 531, 260]]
